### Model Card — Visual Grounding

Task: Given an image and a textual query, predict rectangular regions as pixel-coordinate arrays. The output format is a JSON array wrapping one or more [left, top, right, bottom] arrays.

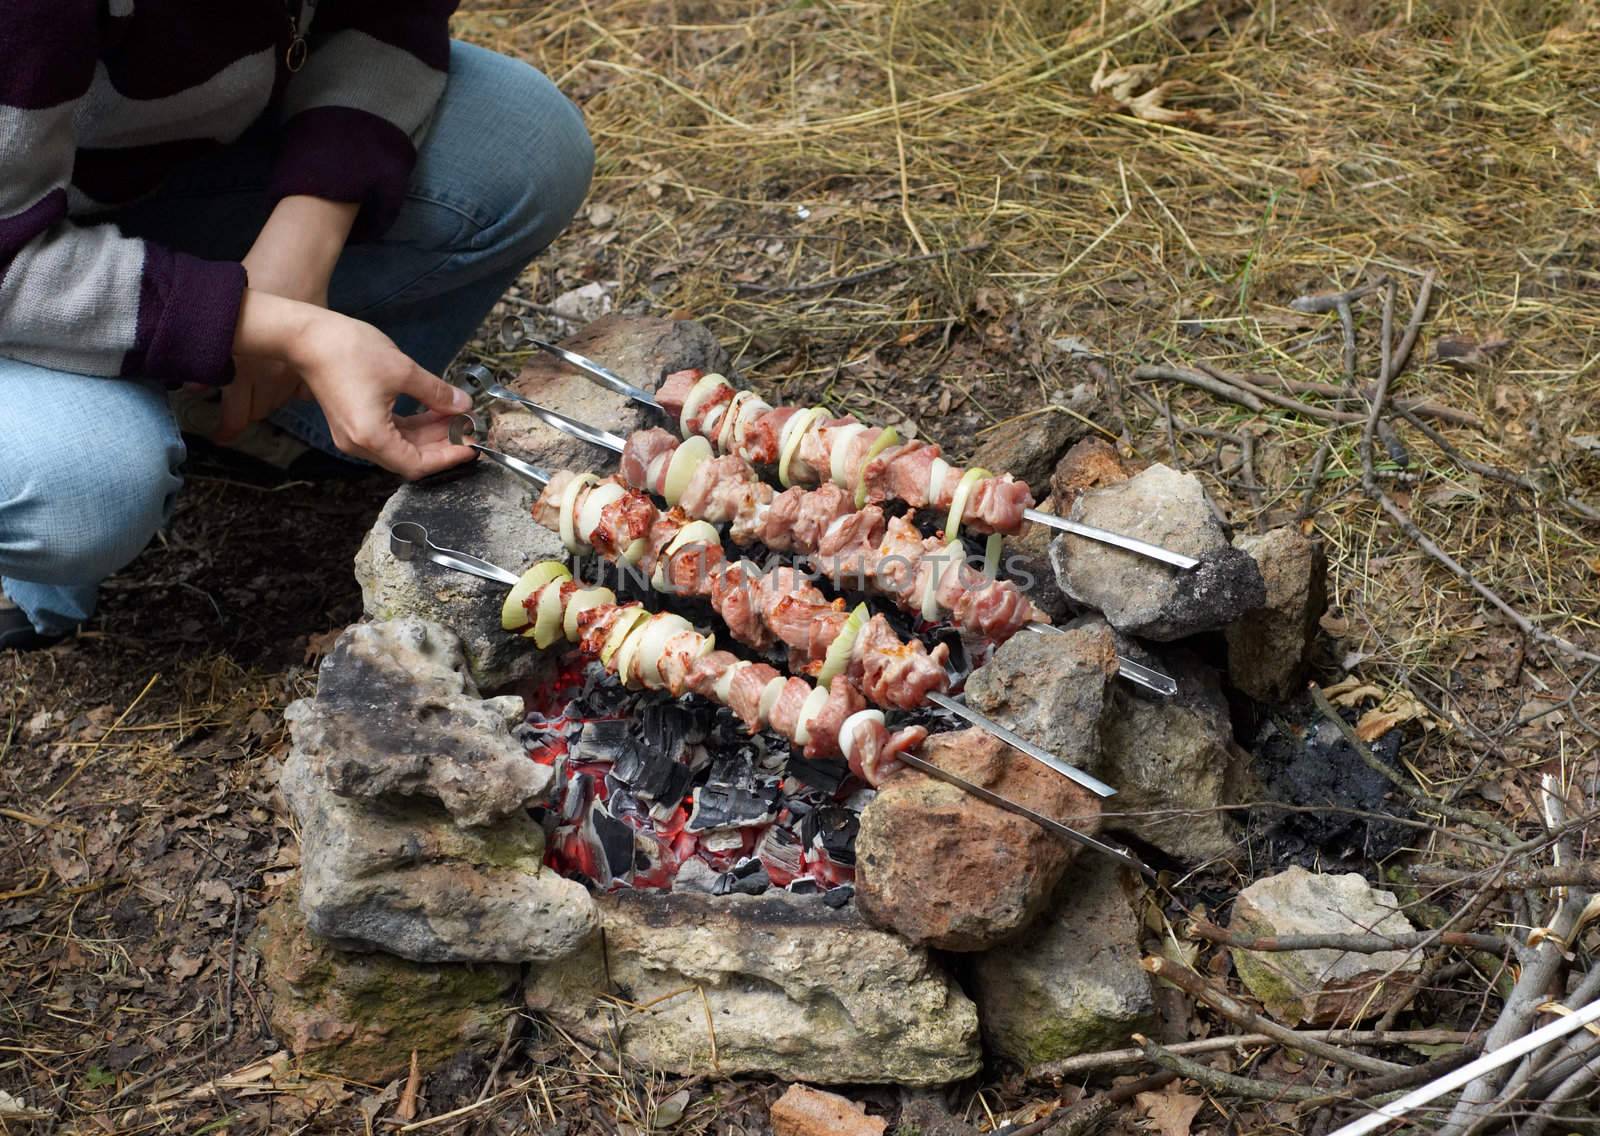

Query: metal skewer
[[446, 409, 1179, 700], [389, 518, 1142, 870], [923, 691, 1115, 797], [895, 750, 1149, 878], [491, 341, 1200, 570]]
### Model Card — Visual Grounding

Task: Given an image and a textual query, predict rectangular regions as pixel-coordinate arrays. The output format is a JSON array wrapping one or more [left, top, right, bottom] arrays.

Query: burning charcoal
[[687, 784, 780, 832], [561, 771, 594, 825], [572, 718, 632, 765], [701, 829, 745, 854], [636, 702, 702, 753], [788, 878, 821, 895], [590, 807, 636, 882], [729, 864, 771, 896], [729, 857, 765, 880], [802, 806, 859, 866], [785, 754, 848, 795], [823, 885, 855, 909], [756, 827, 804, 886], [673, 858, 720, 893]]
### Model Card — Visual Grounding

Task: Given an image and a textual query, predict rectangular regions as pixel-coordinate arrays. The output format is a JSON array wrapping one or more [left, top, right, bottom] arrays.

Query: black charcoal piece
[[823, 885, 854, 909], [802, 805, 859, 865], [711, 872, 735, 897], [700, 829, 744, 854], [729, 865, 770, 895], [560, 772, 593, 824], [785, 754, 848, 794], [635, 702, 699, 756], [729, 857, 765, 879], [686, 784, 780, 832], [572, 718, 632, 764], [787, 878, 821, 895], [756, 825, 803, 880], [590, 808, 636, 879]]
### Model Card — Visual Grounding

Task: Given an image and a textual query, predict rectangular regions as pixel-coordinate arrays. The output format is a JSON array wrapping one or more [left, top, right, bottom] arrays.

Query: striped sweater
[[0, 0, 458, 386]]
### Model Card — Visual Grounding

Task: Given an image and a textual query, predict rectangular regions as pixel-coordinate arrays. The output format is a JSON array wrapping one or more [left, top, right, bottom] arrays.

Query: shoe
[[0, 595, 68, 651]]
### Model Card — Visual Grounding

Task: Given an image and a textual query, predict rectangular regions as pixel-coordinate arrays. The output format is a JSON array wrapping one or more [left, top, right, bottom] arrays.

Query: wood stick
[[1291, 278, 1389, 314], [1008, 1071, 1176, 1136], [1142, 957, 1405, 1076], [1408, 862, 1600, 891], [1189, 919, 1511, 956], [1133, 1034, 1328, 1102], [1030, 1030, 1478, 1080], [1132, 363, 1263, 411]]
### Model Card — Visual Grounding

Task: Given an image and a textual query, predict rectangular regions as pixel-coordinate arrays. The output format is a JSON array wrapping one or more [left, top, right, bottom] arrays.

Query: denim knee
[[0, 412, 182, 586], [449, 44, 595, 261]]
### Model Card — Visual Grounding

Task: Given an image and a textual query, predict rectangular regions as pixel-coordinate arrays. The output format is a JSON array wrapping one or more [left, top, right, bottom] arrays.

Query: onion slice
[[943, 466, 990, 544], [613, 613, 658, 688], [778, 407, 825, 488], [792, 685, 831, 747], [926, 457, 951, 506], [500, 562, 571, 630], [563, 586, 616, 641], [662, 434, 713, 506], [600, 606, 650, 667], [839, 708, 885, 766], [576, 482, 626, 549], [854, 426, 900, 508], [559, 473, 599, 553], [651, 520, 722, 593], [714, 660, 751, 704], [756, 675, 786, 727], [637, 613, 694, 689], [817, 602, 869, 686], [531, 581, 567, 648], [922, 541, 962, 622], [983, 532, 1003, 579], [679, 374, 732, 439], [827, 423, 869, 488]]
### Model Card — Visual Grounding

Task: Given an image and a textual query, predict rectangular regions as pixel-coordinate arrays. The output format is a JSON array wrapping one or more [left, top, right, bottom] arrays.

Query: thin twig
[[221, 888, 243, 1043], [1030, 1030, 1477, 1080], [1189, 919, 1512, 956], [1408, 861, 1600, 891], [1132, 1034, 1328, 1103], [1142, 957, 1405, 1076], [1290, 278, 1389, 314], [1133, 363, 1263, 411], [1308, 684, 1521, 843], [1009, 1071, 1176, 1136]]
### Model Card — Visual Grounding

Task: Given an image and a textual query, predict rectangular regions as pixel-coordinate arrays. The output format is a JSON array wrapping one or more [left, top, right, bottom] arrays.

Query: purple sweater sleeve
[[269, 1, 460, 240], [0, 0, 245, 385]]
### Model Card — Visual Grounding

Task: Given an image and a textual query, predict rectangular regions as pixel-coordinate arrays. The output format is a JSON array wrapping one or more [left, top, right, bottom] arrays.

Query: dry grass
[[467, 0, 1600, 762], [5, 1, 1600, 1131]]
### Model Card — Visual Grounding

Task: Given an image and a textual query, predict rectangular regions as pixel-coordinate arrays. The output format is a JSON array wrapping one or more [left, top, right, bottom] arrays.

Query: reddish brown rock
[[1049, 436, 1133, 512], [855, 729, 1105, 951], [770, 1085, 888, 1136]]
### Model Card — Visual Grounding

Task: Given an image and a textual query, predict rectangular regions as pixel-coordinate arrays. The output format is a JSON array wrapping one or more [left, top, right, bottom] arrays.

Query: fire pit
[[273, 314, 1324, 1085]]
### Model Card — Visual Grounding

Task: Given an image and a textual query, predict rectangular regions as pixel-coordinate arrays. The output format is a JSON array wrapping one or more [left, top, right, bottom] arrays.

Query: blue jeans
[[0, 43, 593, 635]]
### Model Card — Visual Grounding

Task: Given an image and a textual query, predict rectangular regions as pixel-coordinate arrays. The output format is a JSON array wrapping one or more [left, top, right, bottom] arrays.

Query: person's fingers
[[214, 378, 251, 443], [397, 364, 473, 416]]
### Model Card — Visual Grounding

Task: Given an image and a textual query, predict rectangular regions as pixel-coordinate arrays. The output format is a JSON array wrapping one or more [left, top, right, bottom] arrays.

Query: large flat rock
[[525, 890, 981, 1085]]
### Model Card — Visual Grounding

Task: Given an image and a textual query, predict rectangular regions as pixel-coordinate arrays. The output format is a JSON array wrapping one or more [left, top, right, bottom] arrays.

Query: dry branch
[[1030, 1030, 1477, 1080], [1189, 919, 1511, 956], [1142, 957, 1405, 1076]]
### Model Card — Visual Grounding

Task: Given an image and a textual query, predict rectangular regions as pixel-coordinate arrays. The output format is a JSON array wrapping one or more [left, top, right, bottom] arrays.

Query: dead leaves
[[1137, 1081, 1205, 1136], [1091, 55, 1217, 126], [1433, 331, 1512, 371], [1321, 676, 1437, 742]]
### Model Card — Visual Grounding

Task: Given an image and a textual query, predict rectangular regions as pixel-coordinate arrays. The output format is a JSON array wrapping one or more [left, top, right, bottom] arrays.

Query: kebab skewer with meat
[[499, 562, 923, 785], [387, 519, 1146, 869], [529, 468, 952, 714], [619, 425, 1041, 642]]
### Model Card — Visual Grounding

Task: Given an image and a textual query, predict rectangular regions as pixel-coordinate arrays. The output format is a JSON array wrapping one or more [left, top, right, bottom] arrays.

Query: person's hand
[[234, 291, 476, 479], [216, 196, 355, 442]]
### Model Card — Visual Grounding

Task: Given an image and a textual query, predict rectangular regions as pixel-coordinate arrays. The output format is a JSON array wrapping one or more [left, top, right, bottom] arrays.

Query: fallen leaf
[[1434, 332, 1511, 371], [1137, 1081, 1204, 1136], [166, 949, 204, 981], [651, 1088, 690, 1128], [1090, 54, 1216, 125], [1355, 691, 1430, 742]]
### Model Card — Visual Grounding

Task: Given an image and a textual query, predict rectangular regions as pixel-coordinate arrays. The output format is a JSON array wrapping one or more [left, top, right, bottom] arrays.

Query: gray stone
[[257, 895, 518, 1083], [524, 890, 980, 1085], [1097, 650, 1249, 864], [971, 858, 1155, 1068], [1229, 866, 1421, 1026], [965, 621, 1119, 775], [280, 619, 596, 963], [354, 463, 565, 690], [488, 314, 732, 476], [287, 618, 551, 827], [1226, 527, 1327, 703], [1049, 464, 1265, 641]]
